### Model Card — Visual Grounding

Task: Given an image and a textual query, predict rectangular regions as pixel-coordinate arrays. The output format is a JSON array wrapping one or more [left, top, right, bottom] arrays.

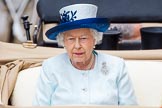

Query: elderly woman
[[33, 4, 137, 106]]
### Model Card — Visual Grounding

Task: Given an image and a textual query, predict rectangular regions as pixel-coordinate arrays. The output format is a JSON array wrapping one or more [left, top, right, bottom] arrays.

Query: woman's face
[[63, 28, 95, 64]]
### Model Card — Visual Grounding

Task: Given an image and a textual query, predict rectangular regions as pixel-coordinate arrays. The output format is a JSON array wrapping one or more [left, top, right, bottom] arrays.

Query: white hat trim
[[59, 4, 98, 22]]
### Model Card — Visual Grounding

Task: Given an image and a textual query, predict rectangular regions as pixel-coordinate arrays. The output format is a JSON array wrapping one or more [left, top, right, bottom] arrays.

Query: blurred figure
[[110, 23, 142, 40]]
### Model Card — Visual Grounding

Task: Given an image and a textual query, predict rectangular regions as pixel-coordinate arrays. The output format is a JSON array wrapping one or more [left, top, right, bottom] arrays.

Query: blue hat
[[46, 4, 109, 40]]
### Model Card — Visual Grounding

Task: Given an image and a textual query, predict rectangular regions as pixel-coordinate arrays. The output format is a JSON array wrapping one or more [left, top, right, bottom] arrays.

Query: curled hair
[[56, 29, 103, 47]]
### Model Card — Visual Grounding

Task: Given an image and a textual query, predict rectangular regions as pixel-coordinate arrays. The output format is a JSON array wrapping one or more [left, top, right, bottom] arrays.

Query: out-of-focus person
[[110, 24, 142, 40]]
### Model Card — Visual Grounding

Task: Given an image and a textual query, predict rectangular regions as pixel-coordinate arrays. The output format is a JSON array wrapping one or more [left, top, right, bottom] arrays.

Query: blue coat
[[33, 52, 137, 106]]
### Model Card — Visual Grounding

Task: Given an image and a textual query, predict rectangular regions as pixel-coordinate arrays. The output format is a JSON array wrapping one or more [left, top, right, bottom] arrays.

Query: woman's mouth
[[73, 52, 84, 56]]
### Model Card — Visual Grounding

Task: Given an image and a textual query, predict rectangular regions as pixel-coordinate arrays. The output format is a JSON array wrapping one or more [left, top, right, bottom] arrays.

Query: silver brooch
[[101, 62, 109, 75]]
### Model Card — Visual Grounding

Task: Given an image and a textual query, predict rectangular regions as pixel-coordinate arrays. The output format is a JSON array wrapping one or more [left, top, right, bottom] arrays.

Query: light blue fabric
[[33, 52, 137, 106]]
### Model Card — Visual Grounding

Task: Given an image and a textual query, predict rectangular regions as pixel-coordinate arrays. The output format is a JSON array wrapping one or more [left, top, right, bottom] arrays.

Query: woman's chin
[[71, 59, 85, 64]]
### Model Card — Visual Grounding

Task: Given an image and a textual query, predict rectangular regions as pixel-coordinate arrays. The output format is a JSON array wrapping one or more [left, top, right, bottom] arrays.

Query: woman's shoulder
[[98, 52, 124, 62], [97, 52, 125, 72], [97, 52, 125, 67], [43, 53, 68, 66]]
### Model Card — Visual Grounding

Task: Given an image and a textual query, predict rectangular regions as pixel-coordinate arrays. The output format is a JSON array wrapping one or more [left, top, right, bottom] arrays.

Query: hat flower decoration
[[46, 4, 109, 40], [61, 10, 77, 23]]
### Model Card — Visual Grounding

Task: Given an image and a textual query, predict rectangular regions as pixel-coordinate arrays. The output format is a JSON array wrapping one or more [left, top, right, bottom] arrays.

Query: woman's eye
[[79, 37, 88, 43], [66, 37, 75, 43], [67, 38, 75, 41], [80, 37, 88, 40], [84, 37, 87, 39]]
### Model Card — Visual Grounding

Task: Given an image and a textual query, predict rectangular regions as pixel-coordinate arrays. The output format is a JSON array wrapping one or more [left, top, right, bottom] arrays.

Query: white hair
[[56, 29, 103, 47]]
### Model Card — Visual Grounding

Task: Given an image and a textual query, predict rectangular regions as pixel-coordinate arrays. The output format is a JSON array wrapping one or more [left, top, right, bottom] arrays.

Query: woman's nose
[[74, 38, 81, 49]]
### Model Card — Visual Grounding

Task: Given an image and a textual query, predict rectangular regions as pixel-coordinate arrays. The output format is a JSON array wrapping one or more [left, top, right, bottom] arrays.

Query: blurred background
[[0, 0, 38, 43], [0, 0, 162, 50]]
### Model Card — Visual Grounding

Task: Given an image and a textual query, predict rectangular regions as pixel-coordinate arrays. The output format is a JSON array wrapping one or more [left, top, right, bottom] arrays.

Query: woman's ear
[[94, 38, 97, 45]]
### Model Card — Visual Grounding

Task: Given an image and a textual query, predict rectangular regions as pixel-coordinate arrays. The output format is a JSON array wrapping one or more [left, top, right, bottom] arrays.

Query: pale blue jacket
[[33, 52, 137, 106]]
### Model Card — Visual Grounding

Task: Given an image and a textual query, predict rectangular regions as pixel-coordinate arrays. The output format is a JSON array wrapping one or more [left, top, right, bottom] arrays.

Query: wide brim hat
[[46, 4, 109, 40]]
